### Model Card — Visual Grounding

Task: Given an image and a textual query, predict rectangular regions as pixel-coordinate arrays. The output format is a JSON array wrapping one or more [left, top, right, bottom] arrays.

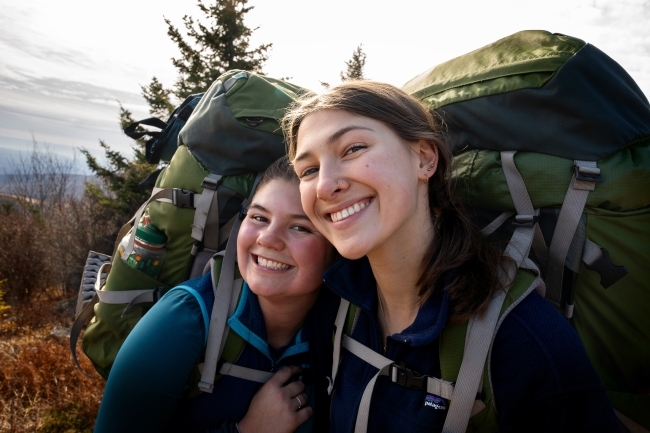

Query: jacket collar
[[323, 257, 449, 347], [227, 282, 309, 363]]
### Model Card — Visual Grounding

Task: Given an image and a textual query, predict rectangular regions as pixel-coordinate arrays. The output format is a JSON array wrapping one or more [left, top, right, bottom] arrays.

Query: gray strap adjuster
[[512, 213, 538, 227], [574, 164, 602, 183], [201, 176, 222, 190]]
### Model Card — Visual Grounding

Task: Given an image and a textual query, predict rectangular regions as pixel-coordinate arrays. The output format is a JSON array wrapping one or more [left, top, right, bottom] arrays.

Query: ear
[[414, 140, 439, 182]]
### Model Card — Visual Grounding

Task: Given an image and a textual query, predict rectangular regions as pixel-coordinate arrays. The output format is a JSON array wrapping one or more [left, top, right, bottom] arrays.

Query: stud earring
[[427, 164, 434, 171]]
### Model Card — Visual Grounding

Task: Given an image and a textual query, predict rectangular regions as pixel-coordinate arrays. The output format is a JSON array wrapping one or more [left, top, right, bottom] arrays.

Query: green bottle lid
[[135, 223, 167, 246]]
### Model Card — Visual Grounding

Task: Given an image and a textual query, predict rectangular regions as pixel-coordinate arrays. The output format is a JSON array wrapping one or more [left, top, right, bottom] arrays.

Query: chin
[[334, 242, 371, 261]]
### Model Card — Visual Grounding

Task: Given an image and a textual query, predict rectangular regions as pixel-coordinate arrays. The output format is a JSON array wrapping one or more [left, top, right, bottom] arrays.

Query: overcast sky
[[1, 0, 648, 173]]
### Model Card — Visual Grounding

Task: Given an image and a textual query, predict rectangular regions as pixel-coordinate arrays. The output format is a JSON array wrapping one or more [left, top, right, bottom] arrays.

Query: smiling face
[[237, 179, 335, 302], [293, 109, 435, 260]]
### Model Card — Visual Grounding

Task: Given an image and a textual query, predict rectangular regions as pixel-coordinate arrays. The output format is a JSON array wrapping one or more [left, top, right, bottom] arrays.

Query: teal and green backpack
[[71, 71, 309, 387], [401, 30, 650, 431]]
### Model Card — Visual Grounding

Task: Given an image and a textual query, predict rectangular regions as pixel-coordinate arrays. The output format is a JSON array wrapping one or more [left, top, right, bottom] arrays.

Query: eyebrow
[[294, 125, 373, 163], [248, 203, 312, 221]]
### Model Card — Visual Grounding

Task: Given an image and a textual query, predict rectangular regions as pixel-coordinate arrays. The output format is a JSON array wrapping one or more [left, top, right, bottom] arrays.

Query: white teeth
[[331, 201, 368, 222], [257, 257, 290, 270]]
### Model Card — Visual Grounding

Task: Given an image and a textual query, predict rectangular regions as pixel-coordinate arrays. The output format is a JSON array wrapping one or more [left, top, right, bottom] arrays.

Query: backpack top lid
[[179, 70, 309, 176], [402, 30, 650, 161]]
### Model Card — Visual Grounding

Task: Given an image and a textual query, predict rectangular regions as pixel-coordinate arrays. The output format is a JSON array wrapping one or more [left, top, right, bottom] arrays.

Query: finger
[[282, 380, 305, 397], [293, 392, 308, 410], [269, 365, 302, 386], [294, 405, 313, 426]]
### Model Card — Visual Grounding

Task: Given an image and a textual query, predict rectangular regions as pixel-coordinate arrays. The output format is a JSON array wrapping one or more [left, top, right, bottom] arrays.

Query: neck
[[257, 291, 319, 349], [368, 205, 435, 335]]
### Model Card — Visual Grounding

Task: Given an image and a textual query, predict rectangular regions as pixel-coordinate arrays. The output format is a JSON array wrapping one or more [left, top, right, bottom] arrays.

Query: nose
[[315, 162, 344, 200], [256, 223, 285, 251]]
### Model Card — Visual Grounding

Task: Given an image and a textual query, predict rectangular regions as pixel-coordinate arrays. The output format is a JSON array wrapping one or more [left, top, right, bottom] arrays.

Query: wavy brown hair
[[283, 80, 509, 324]]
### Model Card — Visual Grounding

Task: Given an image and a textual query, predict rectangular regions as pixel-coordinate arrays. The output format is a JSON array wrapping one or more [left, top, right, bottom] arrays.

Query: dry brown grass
[[0, 291, 105, 433]]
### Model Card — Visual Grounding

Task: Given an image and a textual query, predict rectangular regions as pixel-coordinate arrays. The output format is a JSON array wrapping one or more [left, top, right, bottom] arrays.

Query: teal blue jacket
[[94, 273, 338, 433]]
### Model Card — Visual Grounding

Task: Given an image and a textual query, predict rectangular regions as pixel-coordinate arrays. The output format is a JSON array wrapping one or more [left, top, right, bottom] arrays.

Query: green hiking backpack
[[71, 71, 309, 383], [402, 30, 650, 431]]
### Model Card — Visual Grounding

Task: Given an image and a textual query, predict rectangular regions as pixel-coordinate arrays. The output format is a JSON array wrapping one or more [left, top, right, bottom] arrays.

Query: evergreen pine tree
[[141, 0, 272, 117], [340, 44, 367, 81], [141, 77, 175, 119], [81, 105, 154, 217], [83, 0, 272, 233]]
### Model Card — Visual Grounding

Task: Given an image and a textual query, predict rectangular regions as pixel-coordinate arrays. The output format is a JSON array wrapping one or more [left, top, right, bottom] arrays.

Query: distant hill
[[0, 173, 97, 200]]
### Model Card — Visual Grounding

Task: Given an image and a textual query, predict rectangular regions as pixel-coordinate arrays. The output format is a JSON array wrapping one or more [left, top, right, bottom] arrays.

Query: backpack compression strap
[[199, 173, 263, 393], [546, 161, 600, 315]]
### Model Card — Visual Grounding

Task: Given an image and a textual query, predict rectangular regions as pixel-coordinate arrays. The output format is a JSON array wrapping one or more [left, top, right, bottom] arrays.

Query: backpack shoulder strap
[[199, 173, 264, 393], [440, 267, 543, 432]]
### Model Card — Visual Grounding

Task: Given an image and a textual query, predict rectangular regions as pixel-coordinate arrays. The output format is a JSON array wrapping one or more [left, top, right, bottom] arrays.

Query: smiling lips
[[256, 255, 292, 270], [330, 199, 370, 223]]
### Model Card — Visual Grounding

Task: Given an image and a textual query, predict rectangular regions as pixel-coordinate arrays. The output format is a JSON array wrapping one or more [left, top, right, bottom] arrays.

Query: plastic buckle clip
[[389, 362, 427, 391], [574, 165, 602, 183], [512, 214, 538, 228], [172, 189, 195, 208]]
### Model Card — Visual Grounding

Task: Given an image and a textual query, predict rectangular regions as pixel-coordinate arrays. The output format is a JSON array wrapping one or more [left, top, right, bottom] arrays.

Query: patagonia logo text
[[424, 394, 447, 410]]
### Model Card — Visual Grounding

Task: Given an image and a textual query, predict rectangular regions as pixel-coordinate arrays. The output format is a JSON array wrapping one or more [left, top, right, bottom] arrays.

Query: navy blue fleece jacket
[[323, 257, 620, 433]]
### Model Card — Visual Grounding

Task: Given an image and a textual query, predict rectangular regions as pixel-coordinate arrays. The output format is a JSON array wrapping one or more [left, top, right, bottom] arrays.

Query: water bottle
[[117, 222, 167, 278]]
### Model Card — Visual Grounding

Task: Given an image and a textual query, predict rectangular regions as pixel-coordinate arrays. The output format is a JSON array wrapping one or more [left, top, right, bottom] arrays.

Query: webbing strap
[[199, 173, 263, 393], [95, 288, 155, 304], [344, 336, 395, 433], [480, 211, 514, 236], [188, 215, 238, 280], [343, 336, 455, 432], [328, 298, 351, 394], [442, 287, 508, 433], [500, 151, 548, 273], [191, 174, 223, 242], [546, 161, 598, 309], [219, 362, 273, 384], [204, 187, 238, 252], [198, 221, 243, 393], [582, 239, 603, 265]]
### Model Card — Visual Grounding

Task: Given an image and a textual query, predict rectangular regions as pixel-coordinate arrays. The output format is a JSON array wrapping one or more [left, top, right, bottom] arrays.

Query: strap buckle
[[574, 164, 602, 183], [172, 189, 195, 208], [201, 176, 222, 190], [512, 214, 538, 227], [389, 362, 427, 391]]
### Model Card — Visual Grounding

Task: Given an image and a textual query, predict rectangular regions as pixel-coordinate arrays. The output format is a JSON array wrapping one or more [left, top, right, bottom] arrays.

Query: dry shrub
[[0, 293, 105, 432]]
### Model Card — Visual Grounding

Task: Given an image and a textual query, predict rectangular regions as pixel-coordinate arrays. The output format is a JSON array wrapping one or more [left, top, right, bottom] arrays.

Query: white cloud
[[0, 0, 648, 167]]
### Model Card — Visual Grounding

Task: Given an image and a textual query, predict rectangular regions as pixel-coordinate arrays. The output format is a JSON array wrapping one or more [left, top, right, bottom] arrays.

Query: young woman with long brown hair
[[284, 81, 620, 432]]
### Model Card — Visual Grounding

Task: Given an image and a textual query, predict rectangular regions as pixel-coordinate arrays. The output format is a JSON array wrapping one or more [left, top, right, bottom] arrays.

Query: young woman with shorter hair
[[94, 157, 339, 433], [284, 81, 620, 432]]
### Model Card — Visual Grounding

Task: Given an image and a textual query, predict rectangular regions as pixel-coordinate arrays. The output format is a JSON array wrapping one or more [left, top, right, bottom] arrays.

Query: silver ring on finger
[[294, 395, 303, 410]]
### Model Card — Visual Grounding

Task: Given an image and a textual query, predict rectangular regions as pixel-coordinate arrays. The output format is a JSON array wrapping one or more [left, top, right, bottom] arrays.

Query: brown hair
[[256, 155, 298, 191], [283, 81, 508, 324]]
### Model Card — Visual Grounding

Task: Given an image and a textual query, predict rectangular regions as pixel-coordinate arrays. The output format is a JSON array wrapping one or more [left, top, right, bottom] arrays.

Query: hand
[[237, 365, 311, 433]]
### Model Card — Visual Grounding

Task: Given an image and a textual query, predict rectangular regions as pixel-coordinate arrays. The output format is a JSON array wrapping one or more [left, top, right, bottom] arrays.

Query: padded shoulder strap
[[440, 268, 543, 432]]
